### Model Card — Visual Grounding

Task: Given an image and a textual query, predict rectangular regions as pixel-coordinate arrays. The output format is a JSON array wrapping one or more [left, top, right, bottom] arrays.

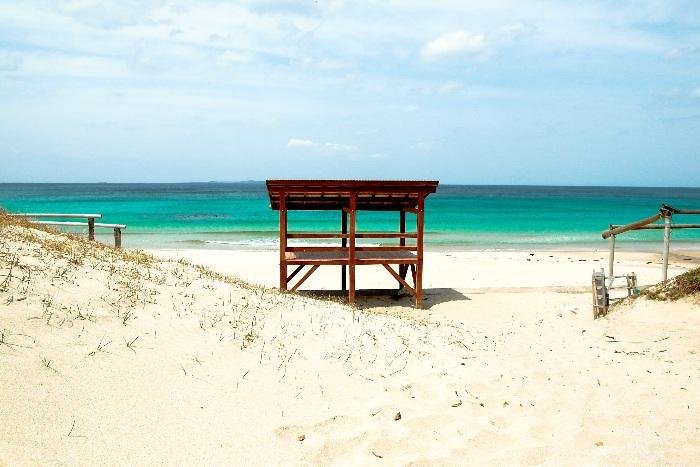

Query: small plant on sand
[[87, 336, 111, 357], [125, 336, 139, 354], [41, 357, 57, 372], [242, 326, 258, 349], [642, 266, 700, 301], [121, 309, 135, 326]]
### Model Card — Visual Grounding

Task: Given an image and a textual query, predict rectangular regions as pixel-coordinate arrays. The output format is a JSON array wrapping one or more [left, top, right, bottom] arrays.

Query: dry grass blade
[[642, 266, 700, 301]]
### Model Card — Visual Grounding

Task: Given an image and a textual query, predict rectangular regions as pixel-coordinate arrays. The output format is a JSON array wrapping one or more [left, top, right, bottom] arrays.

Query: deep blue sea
[[2, 183, 700, 251]]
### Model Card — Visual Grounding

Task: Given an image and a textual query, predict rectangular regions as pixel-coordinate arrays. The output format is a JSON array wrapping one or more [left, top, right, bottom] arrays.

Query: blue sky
[[0, 0, 699, 185]]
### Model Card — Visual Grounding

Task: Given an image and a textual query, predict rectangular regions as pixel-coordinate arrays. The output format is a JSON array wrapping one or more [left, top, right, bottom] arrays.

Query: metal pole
[[662, 214, 671, 282], [608, 234, 615, 288]]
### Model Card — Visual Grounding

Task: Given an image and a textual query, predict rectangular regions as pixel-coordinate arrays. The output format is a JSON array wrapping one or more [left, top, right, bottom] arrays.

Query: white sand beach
[[153, 248, 700, 291], [1, 219, 699, 465]]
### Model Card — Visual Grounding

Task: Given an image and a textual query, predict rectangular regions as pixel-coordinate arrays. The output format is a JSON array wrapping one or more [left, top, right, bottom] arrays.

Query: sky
[[0, 0, 699, 185]]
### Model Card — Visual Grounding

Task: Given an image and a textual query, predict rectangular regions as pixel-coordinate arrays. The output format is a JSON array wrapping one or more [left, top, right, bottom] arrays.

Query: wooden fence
[[15, 213, 127, 248], [601, 204, 700, 283]]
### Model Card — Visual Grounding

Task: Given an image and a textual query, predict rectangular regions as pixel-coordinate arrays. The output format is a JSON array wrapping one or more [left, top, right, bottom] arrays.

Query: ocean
[[2, 183, 700, 251]]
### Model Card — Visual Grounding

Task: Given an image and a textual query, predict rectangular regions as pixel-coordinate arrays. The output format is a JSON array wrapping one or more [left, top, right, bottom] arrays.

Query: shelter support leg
[[279, 192, 288, 291], [416, 196, 425, 309], [342, 210, 347, 291], [415, 264, 423, 309], [398, 210, 407, 288], [88, 217, 95, 241], [348, 194, 357, 305]]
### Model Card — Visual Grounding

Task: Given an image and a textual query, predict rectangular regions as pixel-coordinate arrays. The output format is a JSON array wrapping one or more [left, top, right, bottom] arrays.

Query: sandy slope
[[1, 222, 699, 466]]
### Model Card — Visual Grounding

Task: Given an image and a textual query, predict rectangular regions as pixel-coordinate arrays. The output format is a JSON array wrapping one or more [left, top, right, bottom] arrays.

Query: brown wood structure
[[15, 213, 127, 248], [266, 180, 439, 308]]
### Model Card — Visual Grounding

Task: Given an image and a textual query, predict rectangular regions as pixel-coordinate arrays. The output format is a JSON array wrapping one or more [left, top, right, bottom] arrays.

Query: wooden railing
[[601, 204, 700, 284], [15, 213, 127, 248], [285, 231, 418, 254], [286, 232, 417, 239]]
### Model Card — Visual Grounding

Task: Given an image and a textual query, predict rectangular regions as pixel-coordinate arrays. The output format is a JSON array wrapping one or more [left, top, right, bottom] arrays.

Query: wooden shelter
[[266, 180, 439, 308]]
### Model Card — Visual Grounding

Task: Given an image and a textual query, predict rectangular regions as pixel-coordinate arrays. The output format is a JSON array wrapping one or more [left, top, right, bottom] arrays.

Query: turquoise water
[[2, 183, 700, 251]]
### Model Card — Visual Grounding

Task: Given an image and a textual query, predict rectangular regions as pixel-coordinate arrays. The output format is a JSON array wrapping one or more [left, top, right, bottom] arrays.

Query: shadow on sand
[[295, 288, 470, 310]]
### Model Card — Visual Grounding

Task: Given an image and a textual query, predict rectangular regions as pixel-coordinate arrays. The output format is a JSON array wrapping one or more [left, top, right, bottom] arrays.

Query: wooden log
[[382, 264, 416, 297], [661, 204, 700, 215], [286, 265, 305, 283], [602, 213, 663, 238], [357, 232, 417, 238], [609, 223, 700, 230], [285, 258, 418, 266], [357, 258, 418, 265], [291, 265, 319, 292], [285, 259, 348, 266], [287, 247, 347, 253], [673, 209, 700, 215], [88, 217, 95, 241], [287, 232, 348, 238]]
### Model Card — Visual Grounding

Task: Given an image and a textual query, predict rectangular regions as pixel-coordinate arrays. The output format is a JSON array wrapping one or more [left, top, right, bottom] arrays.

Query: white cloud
[[287, 138, 314, 147], [422, 30, 487, 59], [693, 88, 700, 98], [422, 23, 536, 61], [320, 142, 356, 152], [286, 139, 357, 152], [53, 0, 163, 29], [217, 49, 255, 66]]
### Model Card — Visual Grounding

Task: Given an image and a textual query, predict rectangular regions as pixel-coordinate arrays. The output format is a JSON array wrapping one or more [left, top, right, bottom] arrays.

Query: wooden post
[[341, 210, 347, 291], [399, 210, 407, 282], [279, 192, 288, 291], [88, 217, 95, 241], [608, 233, 615, 288], [662, 214, 672, 282], [415, 195, 425, 309], [114, 227, 122, 248], [348, 193, 356, 305]]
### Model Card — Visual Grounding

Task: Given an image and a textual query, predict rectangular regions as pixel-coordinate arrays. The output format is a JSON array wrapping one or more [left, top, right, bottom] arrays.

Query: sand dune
[[1, 220, 699, 465]]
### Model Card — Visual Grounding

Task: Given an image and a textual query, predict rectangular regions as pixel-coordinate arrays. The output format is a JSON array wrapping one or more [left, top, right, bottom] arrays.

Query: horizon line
[[1, 181, 700, 189]]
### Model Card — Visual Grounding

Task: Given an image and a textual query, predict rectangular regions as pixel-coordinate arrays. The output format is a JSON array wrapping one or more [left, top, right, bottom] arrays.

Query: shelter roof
[[266, 180, 439, 211]]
